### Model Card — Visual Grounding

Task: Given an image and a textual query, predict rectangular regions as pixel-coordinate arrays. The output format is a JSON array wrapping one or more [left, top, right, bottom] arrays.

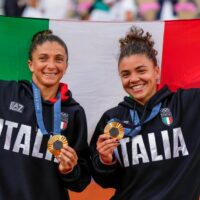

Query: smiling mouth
[[131, 84, 146, 92], [43, 73, 57, 77]]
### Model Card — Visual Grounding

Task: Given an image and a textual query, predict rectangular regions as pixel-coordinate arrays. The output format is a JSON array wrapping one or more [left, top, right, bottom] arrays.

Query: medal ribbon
[[127, 102, 161, 137], [32, 83, 61, 135]]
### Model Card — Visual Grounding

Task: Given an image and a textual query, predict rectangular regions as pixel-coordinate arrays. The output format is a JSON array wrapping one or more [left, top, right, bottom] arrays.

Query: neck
[[41, 86, 59, 100], [33, 82, 59, 100]]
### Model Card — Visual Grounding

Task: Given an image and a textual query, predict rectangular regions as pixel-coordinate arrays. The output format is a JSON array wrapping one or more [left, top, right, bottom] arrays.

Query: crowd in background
[[0, 0, 200, 21]]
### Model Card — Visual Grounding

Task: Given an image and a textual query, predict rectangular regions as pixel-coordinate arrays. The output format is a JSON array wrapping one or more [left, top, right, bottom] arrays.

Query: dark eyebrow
[[55, 54, 65, 57], [38, 53, 48, 56], [135, 65, 148, 70], [38, 53, 65, 58], [120, 65, 147, 73], [119, 69, 130, 74]]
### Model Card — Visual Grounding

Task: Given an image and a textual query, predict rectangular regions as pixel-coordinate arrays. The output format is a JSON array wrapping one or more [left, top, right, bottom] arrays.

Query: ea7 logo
[[9, 101, 24, 113]]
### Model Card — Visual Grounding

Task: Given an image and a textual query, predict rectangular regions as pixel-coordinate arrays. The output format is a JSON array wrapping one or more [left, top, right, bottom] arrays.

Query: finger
[[59, 154, 74, 169], [58, 160, 75, 174], [97, 138, 119, 149], [98, 143, 119, 154], [60, 149, 78, 163], [97, 137, 119, 145], [97, 143, 119, 152], [61, 146, 77, 159], [62, 144, 74, 152], [97, 134, 111, 143]]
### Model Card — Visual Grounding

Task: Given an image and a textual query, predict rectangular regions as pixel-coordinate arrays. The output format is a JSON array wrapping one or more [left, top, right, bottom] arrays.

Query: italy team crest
[[160, 108, 173, 126], [60, 112, 69, 131]]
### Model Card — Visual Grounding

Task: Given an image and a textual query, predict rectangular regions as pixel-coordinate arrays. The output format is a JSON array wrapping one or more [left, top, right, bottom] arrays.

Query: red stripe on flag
[[169, 117, 173, 124], [160, 20, 200, 91]]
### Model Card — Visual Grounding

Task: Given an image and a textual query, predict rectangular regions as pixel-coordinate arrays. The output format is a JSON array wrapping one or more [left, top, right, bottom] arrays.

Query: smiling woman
[[90, 26, 200, 200], [28, 30, 68, 100], [119, 54, 160, 105], [0, 30, 91, 200]]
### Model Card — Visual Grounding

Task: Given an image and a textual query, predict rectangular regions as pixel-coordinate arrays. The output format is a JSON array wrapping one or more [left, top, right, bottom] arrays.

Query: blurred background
[[0, 0, 199, 21]]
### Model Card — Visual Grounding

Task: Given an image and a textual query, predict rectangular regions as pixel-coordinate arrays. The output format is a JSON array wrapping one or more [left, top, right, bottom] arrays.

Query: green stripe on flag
[[0, 16, 49, 80]]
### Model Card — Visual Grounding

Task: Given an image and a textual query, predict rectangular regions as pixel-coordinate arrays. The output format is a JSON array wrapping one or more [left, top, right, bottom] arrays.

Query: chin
[[43, 78, 59, 84], [42, 81, 59, 87], [131, 91, 145, 99], [132, 93, 146, 102]]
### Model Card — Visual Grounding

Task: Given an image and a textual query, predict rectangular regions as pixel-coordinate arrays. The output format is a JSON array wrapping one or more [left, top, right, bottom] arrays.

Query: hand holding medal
[[96, 121, 124, 165], [104, 121, 125, 140], [56, 144, 78, 174], [48, 135, 78, 174]]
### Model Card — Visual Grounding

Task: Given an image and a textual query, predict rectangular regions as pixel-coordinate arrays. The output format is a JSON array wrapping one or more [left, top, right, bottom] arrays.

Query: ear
[[64, 62, 68, 74], [28, 60, 34, 73], [155, 66, 160, 83]]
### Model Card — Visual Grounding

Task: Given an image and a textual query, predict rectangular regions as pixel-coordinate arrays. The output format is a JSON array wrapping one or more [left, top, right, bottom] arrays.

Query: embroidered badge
[[60, 112, 68, 131], [9, 101, 24, 113], [160, 108, 173, 126]]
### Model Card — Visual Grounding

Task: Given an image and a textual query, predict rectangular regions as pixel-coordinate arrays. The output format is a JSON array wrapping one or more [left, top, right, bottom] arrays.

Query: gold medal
[[104, 121, 124, 140], [48, 135, 68, 156]]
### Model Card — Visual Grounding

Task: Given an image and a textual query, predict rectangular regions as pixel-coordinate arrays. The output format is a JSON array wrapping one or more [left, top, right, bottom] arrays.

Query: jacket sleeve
[[59, 106, 91, 192], [89, 112, 124, 189]]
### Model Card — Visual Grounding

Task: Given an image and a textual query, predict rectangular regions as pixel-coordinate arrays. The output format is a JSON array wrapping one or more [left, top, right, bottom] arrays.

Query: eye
[[39, 56, 47, 62], [55, 56, 64, 63], [137, 69, 146, 74], [139, 70, 145, 73], [120, 72, 130, 78]]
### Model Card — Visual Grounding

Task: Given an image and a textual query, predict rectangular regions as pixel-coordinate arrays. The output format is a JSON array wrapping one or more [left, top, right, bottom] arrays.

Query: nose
[[129, 74, 140, 83], [46, 60, 55, 69]]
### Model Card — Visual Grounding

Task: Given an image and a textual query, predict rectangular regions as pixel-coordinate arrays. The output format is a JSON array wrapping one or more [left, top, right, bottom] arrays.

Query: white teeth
[[131, 84, 144, 91], [44, 73, 56, 77]]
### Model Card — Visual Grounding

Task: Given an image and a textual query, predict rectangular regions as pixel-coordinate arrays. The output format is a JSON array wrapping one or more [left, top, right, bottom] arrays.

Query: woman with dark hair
[[90, 26, 200, 199], [0, 30, 90, 200]]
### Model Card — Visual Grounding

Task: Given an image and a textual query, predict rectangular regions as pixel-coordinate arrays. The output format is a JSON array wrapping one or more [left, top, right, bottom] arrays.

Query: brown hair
[[28, 30, 68, 62], [118, 26, 158, 66]]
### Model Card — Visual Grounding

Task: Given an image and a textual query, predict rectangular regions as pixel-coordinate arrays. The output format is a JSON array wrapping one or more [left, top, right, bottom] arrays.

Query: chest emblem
[[9, 101, 24, 113], [60, 112, 69, 131], [160, 108, 173, 126]]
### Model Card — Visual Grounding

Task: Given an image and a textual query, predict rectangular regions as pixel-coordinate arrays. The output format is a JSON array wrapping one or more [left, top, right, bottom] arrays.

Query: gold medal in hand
[[104, 121, 124, 140], [48, 135, 68, 157]]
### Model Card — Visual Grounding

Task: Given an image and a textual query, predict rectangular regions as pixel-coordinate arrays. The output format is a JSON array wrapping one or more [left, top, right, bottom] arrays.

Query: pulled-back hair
[[28, 30, 68, 62], [118, 26, 158, 66]]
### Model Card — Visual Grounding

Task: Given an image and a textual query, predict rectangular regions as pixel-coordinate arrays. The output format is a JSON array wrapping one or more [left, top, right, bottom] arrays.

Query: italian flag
[[162, 116, 173, 126], [1, 16, 200, 139]]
